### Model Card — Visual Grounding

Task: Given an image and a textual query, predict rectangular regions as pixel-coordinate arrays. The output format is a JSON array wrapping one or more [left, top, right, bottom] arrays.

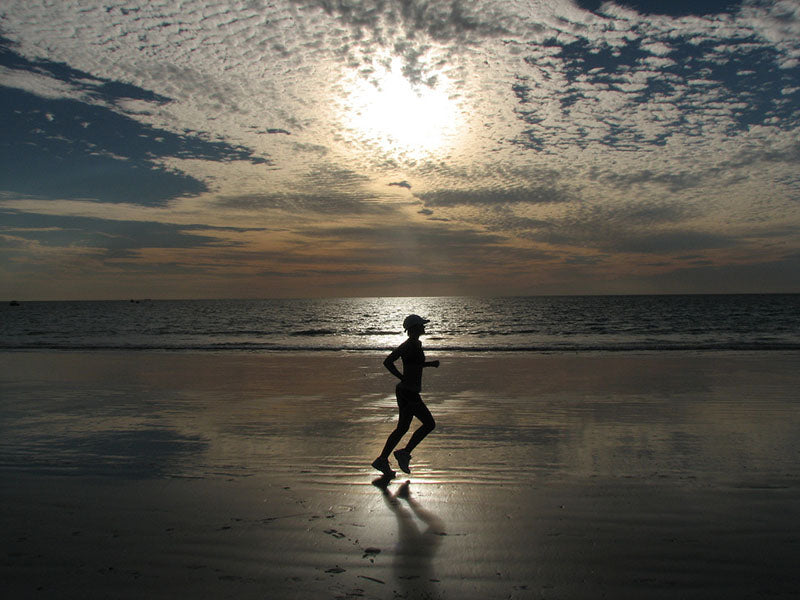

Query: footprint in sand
[[324, 529, 346, 539], [325, 566, 346, 574], [362, 547, 381, 561]]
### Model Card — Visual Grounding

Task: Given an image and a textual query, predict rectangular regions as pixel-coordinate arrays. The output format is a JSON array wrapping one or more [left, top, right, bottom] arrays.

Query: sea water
[[2, 294, 798, 352]]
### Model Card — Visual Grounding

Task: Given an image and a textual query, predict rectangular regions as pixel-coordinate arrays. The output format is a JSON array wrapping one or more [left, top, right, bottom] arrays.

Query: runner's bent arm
[[383, 347, 404, 381]]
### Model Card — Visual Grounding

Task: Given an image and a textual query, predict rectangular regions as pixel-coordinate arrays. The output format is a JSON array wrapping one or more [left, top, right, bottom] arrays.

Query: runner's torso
[[399, 339, 425, 393]]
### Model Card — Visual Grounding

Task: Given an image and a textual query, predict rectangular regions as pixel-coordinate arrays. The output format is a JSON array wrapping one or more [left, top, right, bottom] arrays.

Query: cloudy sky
[[1, 0, 799, 299]]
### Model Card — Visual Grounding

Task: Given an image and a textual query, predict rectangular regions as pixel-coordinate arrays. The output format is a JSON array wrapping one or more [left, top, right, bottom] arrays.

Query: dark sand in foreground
[[2, 351, 799, 599]]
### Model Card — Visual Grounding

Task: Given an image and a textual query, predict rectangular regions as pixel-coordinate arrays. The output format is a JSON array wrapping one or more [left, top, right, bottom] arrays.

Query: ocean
[[2, 294, 798, 352]]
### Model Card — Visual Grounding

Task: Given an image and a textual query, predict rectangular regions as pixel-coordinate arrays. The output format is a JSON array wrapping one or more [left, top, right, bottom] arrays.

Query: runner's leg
[[378, 389, 414, 459], [403, 400, 436, 453]]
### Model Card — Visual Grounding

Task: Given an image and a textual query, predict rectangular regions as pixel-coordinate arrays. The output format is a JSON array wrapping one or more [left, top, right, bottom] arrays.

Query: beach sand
[[2, 351, 799, 599]]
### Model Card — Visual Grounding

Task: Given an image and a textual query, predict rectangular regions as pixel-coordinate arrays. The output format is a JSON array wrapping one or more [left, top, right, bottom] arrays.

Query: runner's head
[[403, 314, 429, 335]]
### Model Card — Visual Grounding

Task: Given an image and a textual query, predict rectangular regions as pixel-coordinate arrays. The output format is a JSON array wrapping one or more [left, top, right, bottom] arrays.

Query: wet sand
[[2, 351, 799, 598]]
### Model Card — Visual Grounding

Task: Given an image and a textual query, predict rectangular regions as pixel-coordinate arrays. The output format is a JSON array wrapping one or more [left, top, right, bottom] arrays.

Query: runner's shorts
[[396, 384, 422, 407]]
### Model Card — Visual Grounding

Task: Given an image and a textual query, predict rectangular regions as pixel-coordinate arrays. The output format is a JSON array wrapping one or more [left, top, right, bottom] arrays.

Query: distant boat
[[9, 300, 20, 306]]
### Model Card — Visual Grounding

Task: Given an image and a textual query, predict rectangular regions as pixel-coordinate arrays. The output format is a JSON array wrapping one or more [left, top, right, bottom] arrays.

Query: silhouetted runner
[[372, 314, 439, 477]]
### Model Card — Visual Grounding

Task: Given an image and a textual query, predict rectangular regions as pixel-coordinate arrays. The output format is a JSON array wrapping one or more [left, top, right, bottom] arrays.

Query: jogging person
[[372, 314, 439, 477]]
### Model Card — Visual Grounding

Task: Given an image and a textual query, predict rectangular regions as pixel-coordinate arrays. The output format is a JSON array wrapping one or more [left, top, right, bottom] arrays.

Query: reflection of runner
[[375, 480, 444, 595], [372, 315, 439, 477]]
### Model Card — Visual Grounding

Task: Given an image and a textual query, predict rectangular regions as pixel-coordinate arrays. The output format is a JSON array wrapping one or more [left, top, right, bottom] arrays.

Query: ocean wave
[[3, 295, 798, 354], [289, 329, 337, 336]]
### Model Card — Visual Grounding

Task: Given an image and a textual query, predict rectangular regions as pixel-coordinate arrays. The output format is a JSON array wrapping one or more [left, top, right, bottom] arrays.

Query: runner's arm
[[383, 347, 404, 380]]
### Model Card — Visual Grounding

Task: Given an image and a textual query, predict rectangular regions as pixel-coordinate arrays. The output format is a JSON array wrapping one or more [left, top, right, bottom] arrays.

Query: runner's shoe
[[393, 449, 412, 474], [371, 457, 396, 477]]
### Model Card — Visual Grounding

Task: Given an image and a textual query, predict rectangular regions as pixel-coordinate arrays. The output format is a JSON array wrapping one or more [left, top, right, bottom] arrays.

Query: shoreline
[[2, 346, 799, 355]]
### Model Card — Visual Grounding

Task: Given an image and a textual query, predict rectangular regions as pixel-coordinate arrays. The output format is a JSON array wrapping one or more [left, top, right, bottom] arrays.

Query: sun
[[341, 57, 461, 160]]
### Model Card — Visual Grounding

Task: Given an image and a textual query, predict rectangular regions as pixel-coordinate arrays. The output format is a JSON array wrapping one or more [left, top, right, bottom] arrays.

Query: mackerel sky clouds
[[1, 0, 799, 299]]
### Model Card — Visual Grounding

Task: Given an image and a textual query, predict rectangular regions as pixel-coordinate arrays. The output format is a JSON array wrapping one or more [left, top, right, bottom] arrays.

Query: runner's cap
[[403, 314, 430, 331]]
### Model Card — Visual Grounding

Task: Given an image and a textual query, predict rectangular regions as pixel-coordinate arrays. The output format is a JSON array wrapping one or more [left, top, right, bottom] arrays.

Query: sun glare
[[342, 58, 461, 159]]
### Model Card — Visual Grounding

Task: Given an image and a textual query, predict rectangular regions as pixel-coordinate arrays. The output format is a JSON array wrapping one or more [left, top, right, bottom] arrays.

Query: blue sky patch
[[0, 39, 267, 205]]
